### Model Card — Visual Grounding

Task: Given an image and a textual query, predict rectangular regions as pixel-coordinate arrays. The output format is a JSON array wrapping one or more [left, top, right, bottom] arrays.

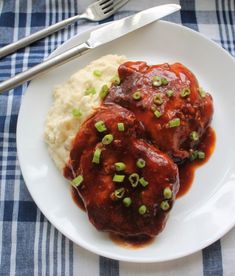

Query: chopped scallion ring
[[123, 197, 132, 207], [93, 70, 102, 78], [153, 93, 163, 105], [113, 174, 125, 182], [111, 75, 120, 85], [129, 173, 139, 187], [198, 87, 206, 98], [99, 84, 109, 99], [72, 175, 83, 187], [102, 134, 113, 145], [160, 200, 170, 211], [136, 158, 146, 169], [154, 109, 162, 118], [190, 131, 199, 141], [139, 177, 148, 187], [72, 109, 82, 117], [132, 91, 142, 100], [114, 187, 125, 199], [92, 148, 102, 164], [152, 76, 162, 87], [161, 77, 169, 85], [163, 187, 172, 199], [198, 151, 205, 159], [138, 205, 147, 215], [115, 162, 126, 171], [117, 122, 125, 132], [181, 87, 191, 98], [166, 90, 173, 97], [85, 87, 96, 95], [95, 120, 107, 132], [169, 118, 180, 128]]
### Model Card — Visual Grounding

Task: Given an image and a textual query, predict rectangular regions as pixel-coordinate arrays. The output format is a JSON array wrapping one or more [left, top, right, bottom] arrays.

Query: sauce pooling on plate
[[65, 60, 214, 248]]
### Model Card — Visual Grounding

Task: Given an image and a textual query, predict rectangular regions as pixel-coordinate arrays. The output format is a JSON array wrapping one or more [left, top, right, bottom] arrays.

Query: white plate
[[17, 21, 235, 262]]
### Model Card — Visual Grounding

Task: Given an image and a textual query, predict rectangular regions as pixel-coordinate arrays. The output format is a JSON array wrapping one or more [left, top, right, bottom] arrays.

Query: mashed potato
[[44, 55, 126, 171]]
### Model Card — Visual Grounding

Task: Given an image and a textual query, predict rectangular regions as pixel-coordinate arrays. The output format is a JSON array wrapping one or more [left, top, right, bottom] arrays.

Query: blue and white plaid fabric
[[0, 0, 235, 275]]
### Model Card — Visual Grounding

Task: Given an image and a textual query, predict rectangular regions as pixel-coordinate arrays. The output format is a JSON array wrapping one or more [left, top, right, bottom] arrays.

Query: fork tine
[[104, 0, 129, 15], [98, 0, 113, 6], [101, 2, 113, 11]]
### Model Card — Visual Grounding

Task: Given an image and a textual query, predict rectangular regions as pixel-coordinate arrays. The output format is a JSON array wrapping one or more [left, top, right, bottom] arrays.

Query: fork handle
[[0, 14, 85, 59], [0, 42, 91, 93]]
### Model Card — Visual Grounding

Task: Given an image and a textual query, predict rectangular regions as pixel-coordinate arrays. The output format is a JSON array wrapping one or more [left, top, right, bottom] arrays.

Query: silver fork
[[0, 0, 129, 59]]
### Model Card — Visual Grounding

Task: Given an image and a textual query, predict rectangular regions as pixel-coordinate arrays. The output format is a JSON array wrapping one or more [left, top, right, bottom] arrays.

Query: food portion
[[65, 105, 179, 237], [45, 55, 214, 242], [105, 61, 213, 162]]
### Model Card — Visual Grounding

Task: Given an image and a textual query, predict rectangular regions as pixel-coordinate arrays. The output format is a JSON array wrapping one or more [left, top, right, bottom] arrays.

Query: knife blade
[[0, 4, 181, 93]]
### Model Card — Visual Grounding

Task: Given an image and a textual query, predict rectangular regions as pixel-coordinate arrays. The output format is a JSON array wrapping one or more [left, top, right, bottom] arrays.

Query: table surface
[[0, 0, 235, 275]]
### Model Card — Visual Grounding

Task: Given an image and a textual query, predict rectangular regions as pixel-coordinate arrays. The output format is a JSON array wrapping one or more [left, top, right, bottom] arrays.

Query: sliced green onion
[[154, 109, 162, 118], [139, 177, 149, 187], [198, 87, 206, 98], [99, 84, 109, 99], [152, 76, 162, 87], [113, 174, 125, 183], [85, 87, 96, 95], [160, 200, 170, 211], [72, 175, 83, 187], [129, 173, 139, 187], [132, 91, 142, 100], [93, 70, 102, 78], [92, 148, 102, 164], [114, 187, 125, 199], [102, 134, 113, 145], [138, 205, 147, 215], [190, 131, 199, 141], [166, 90, 174, 97], [198, 151, 205, 159], [153, 93, 163, 105], [95, 120, 107, 132], [163, 187, 172, 199], [111, 75, 121, 85], [190, 150, 199, 161], [72, 108, 82, 117], [169, 118, 181, 128], [117, 122, 125, 132], [123, 197, 132, 207], [136, 158, 146, 169], [181, 87, 191, 98], [115, 162, 126, 171], [161, 77, 169, 85]]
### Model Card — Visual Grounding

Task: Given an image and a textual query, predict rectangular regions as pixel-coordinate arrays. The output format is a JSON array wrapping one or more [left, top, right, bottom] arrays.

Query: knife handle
[[0, 42, 91, 93]]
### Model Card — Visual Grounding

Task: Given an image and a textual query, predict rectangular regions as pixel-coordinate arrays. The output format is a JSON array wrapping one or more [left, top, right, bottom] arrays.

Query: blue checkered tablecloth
[[0, 0, 235, 275]]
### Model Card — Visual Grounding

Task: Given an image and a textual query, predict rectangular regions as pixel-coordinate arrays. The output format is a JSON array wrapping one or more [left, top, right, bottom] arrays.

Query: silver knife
[[0, 4, 181, 93]]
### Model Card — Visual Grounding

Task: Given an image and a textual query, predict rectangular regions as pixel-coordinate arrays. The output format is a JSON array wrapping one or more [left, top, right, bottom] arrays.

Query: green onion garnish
[[163, 187, 172, 199], [102, 134, 113, 145], [139, 177, 148, 187], [181, 87, 191, 98], [123, 197, 132, 207], [152, 76, 162, 87], [132, 91, 141, 100], [161, 77, 169, 85], [166, 90, 173, 97], [72, 108, 82, 117], [85, 87, 96, 95], [190, 131, 199, 141], [154, 109, 162, 118], [160, 200, 170, 211], [138, 205, 147, 215], [198, 87, 206, 98], [136, 158, 146, 169], [114, 187, 125, 199], [72, 175, 83, 187], [129, 173, 139, 187], [169, 118, 181, 128], [153, 93, 163, 105], [111, 75, 120, 85], [99, 84, 109, 99], [113, 174, 125, 183], [95, 120, 107, 132], [198, 151, 205, 159], [115, 162, 126, 171], [117, 122, 125, 132], [93, 70, 102, 78], [92, 148, 102, 164]]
